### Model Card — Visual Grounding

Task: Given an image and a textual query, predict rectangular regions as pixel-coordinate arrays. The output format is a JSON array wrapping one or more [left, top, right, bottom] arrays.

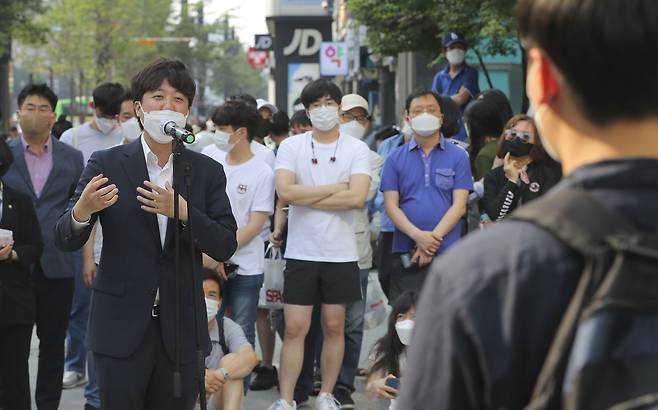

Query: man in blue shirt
[[381, 90, 472, 302], [431, 31, 480, 141]]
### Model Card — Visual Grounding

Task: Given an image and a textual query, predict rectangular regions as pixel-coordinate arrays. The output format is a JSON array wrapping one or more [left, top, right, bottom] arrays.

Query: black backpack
[[511, 188, 658, 410]]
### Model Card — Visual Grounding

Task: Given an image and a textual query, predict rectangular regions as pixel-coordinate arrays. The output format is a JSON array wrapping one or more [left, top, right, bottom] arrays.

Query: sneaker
[[268, 399, 297, 410], [334, 388, 355, 409], [314, 393, 341, 410], [62, 371, 86, 389], [251, 365, 279, 391]]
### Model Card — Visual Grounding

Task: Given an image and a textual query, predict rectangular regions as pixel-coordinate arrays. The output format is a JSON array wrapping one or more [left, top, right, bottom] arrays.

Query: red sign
[[248, 48, 269, 68]]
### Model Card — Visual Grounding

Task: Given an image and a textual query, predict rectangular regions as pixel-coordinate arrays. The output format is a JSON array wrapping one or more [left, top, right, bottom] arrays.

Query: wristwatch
[[218, 367, 231, 381]]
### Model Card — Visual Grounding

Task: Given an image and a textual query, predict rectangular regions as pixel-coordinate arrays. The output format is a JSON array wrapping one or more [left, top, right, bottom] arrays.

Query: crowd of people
[[2, 1, 657, 409]]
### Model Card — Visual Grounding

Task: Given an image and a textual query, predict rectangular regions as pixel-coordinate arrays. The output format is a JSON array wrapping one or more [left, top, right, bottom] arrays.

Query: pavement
[[27, 308, 391, 410]]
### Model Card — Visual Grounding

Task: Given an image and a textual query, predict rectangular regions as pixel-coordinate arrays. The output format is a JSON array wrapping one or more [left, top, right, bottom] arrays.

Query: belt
[[151, 305, 160, 318]]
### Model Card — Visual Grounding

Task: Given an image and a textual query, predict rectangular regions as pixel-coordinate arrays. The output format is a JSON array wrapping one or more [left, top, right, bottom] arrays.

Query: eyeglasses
[[340, 112, 371, 123], [504, 129, 534, 142]]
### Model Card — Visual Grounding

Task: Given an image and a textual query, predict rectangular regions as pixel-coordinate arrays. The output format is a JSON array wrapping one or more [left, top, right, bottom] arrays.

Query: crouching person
[[202, 270, 259, 410]]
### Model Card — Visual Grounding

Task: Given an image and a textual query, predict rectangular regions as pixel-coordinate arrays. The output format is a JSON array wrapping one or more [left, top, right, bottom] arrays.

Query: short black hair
[[290, 110, 311, 128], [437, 95, 460, 138], [202, 269, 223, 294], [300, 79, 342, 109], [0, 138, 14, 177], [120, 89, 133, 104], [516, 0, 658, 123], [404, 90, 442, 113], [464, 97, 508, 165], [270, 111, 290, 137], [17, 83, 58, 111], [478, 89, 513, 128], [228, 94, 257, 109], [93, 83, 124, 116], [131, 58, 196, 107], [52, 117, 73, 140], [212, 100, 260, 142]]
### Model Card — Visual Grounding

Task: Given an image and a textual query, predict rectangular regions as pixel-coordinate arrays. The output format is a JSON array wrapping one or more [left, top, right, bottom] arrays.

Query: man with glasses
[[5, 83, 85, 410], [381, 90, 472, 302]]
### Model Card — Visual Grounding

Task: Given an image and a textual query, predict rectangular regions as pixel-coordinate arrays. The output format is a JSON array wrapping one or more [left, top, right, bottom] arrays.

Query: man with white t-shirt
[[201, 100, 274, 375], [268, 79, 371, 410], [59, 81, 125, 410]]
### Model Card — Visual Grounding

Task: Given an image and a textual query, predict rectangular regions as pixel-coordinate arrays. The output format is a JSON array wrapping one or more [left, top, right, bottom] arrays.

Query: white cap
[[256, 99, 278, 114], [341, 94, 369, 113]]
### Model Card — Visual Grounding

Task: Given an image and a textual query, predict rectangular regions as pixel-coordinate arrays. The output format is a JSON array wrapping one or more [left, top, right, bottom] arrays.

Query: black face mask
[[504, 139, 533, 157]]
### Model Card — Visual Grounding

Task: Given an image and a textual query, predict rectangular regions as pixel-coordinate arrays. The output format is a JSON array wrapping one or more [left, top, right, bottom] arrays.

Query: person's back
[[398, 1, 658, 409]]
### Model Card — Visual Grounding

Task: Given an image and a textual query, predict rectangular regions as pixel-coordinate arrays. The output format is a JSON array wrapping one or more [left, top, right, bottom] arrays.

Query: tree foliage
[[347, 0, 518, 58]]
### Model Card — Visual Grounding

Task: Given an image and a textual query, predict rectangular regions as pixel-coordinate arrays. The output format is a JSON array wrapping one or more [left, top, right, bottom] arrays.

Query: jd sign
[[283, 29, 323, 57]]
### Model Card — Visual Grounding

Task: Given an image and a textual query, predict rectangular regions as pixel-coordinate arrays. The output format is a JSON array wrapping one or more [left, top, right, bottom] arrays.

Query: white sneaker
[[315, 393, 341, 410], [268, 399, 297, 410], [62, 370, 86, 389]]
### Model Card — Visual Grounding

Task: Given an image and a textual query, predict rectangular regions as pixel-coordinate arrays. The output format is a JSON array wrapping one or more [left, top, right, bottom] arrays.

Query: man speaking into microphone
[[55, 58, 238, 410]]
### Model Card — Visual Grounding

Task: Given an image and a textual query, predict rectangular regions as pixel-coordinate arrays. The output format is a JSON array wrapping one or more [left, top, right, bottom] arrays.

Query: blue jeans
[[336, 269, 369, 394], [64, 253, 100, 407]]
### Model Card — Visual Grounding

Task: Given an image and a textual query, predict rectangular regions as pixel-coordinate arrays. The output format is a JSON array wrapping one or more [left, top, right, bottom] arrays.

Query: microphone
[[163, 121, 195, 144]]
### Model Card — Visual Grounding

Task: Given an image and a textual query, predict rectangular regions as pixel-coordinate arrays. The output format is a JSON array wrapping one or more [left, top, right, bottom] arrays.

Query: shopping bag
[[258, 244, 285, 309], [364, 272, 390, 330]]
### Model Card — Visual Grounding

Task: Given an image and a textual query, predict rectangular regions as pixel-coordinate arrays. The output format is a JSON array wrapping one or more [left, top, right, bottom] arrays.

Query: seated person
[[366, 291, 417, 410], [203, 270, 259, 410]]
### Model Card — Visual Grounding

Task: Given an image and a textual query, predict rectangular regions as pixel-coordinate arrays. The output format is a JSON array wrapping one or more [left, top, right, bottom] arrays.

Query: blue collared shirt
[[431, 63, 480, 141], [374, 133, 406, 233], [380, 136, 473, 254]]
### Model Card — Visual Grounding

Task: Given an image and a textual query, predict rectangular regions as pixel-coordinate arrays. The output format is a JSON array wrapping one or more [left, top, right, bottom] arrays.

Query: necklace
[[310, 136, 339, 165]]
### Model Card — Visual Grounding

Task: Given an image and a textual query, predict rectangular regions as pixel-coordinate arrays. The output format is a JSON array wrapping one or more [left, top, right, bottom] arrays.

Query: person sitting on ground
[[366, 291, 417, 410], [202, 269, 259, 410]]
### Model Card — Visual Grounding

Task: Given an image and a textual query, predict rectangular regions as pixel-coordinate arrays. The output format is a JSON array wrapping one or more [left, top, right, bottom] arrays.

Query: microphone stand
[[171, 136, 206, 409]]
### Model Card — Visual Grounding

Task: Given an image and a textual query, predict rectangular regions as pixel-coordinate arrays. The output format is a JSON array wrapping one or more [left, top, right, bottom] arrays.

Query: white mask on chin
[[120, 117, 142, 142], [534, 104, 560, 161], [339, 120, 367, 139], [138, 104, 188, 144]]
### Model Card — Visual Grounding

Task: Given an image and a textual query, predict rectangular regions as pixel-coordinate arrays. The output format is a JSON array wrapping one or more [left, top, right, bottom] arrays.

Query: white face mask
[[206, 119, 215, 132], [401, 124, 414, 138], [395, 319, 414, 346], [213, 130, 238, 152], [206, 298, 220, 322], [534, 104, 560, 161], [138, 104, 188, 144], [309, 106, 339, 131], [120, 117, 142, 142], [410, 113, 442, 137], [339, 120, 367, 139], [95, 116, 118, 135], [446, 49, 466, 65]]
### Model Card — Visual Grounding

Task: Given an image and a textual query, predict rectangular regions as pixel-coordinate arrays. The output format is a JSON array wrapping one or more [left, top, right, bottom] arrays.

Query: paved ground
[[27, 310, 390, 409]]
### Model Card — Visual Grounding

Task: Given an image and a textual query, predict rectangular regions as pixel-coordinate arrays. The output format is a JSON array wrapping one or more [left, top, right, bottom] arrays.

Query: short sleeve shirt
[[380, 137, 473, 254], [205, 317, 251, 370], [275, 131, 371, 262]]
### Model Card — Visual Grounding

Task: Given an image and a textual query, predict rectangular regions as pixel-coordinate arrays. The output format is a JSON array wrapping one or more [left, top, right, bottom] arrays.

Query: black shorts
[[283, 259, 362, 305]]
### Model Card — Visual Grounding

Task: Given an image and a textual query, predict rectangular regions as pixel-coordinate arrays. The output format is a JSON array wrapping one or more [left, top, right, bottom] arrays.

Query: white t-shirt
[[203, 141, 275, 170], [202, 147, 274, 276], [60, 122, 125, 164], [275, 131, 371, 262]]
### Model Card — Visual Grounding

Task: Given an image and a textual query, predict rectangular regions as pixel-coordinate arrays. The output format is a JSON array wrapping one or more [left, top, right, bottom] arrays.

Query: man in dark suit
[[55, 58, 238, 410], [4, 83, 85, 410]]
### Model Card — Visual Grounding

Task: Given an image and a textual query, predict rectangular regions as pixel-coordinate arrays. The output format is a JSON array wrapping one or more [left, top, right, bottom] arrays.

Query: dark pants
[[34, 264, 74, 410], [389, 256, 430, 304], [377, 232, 394, 299], [94, 318, 197, 410], [0, 324, 33, 410]]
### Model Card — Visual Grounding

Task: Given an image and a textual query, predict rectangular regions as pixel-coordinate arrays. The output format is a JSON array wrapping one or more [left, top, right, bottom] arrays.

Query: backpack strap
[[513, 189, 636, 410], [510, 187, 635, 255], [217, 317, 229, 356]]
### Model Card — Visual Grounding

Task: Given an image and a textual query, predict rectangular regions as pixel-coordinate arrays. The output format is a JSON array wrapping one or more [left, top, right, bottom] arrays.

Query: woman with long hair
[[366, 291, 417, 409]]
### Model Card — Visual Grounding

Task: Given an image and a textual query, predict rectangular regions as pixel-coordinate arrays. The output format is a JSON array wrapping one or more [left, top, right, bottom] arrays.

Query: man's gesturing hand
[[137, 181, 188, 222], [73, 174, 119, 222]]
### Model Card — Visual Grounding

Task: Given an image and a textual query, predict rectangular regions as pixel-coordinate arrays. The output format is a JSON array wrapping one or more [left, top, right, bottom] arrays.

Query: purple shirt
[[380, 136, 473, 254], [21, 135, 54, 197]]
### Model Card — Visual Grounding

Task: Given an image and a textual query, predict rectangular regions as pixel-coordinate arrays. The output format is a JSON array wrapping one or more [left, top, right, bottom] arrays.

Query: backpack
[[510, 188, 658, 410], [217, 316, 229, 356]]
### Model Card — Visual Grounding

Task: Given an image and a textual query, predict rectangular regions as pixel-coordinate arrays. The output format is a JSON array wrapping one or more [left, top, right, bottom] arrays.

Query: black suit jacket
[[0, 183, 44, 325], [55, 139, 237, 362]]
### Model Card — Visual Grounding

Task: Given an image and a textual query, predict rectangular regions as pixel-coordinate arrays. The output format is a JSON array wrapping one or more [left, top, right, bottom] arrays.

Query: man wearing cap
[[431, 31, 481, 141], [333, 94, 383, 408]]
